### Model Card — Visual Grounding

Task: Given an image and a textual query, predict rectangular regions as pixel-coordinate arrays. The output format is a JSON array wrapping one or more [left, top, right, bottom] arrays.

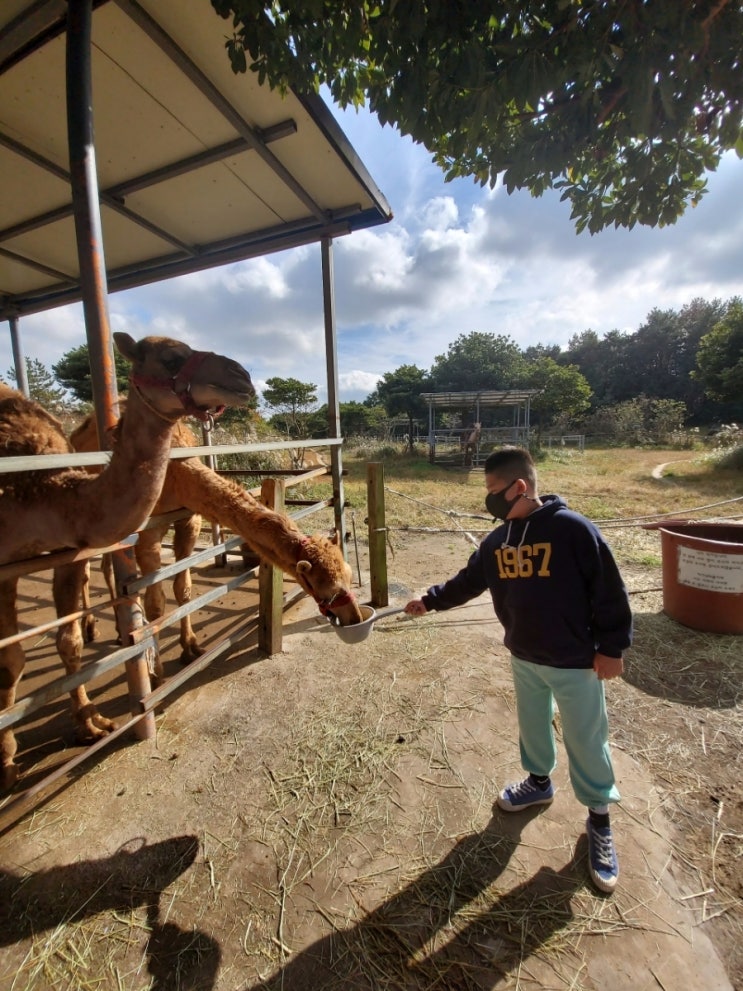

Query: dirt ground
[[1, 526, 741, 991]]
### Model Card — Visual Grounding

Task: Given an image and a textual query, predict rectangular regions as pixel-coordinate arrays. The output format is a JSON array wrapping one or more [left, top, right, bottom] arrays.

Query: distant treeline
[[547, 297, 741, 423]]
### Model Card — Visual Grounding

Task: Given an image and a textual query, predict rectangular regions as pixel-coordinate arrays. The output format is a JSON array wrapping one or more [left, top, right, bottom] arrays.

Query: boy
[[404, 446, 632, 893]]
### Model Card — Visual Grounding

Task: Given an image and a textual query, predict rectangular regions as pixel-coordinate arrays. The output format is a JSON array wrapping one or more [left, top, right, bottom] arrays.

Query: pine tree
[[5, 357, 72, 414]]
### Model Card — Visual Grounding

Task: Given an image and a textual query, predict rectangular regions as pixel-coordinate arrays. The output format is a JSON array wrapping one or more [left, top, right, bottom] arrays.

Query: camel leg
[[53, 563, 116, 742], [172, 514, 204, 665], [134, 529, 166, 684], [97, 552, 123, 645], [80, 560, 98, 643], [0, 579, 24, 789]]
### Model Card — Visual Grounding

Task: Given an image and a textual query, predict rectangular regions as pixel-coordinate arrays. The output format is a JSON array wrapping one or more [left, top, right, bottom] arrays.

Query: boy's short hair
[[484, 446, 537, 487]]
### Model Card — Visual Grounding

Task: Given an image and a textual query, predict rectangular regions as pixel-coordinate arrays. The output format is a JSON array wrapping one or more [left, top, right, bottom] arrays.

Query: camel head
[[114, 333, 255, 422], [295, 534, 364, 626]]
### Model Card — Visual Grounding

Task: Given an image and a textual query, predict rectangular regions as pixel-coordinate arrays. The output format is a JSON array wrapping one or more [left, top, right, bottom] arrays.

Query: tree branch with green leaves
[[212, 0, 742, 233]]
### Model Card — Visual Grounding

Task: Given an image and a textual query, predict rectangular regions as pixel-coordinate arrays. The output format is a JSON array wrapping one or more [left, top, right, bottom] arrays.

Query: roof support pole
[[66, 0, 155, 741], [321, 236, 348, 556], [9, 316, 29, 397], [66, 0, 118, 440]]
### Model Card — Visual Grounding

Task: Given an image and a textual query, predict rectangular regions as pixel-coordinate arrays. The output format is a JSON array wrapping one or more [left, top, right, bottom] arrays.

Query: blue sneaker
[[497, 776, 554, 812], [586, 817, 619, 893]]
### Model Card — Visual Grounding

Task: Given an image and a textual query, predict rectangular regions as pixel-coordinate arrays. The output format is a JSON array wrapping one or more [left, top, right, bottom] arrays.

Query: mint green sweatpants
[[510, 655, 620, 809]]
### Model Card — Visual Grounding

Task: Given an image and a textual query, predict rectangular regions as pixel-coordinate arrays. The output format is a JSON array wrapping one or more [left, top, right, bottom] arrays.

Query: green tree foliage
[[212, 0, 742, 233], [430, 333, 525, 392], [53, 344, 131, 403], [581, 397, 688, 446], [519, 357, 591, 442], [373, 364, 429, 452], [4, 358, 71, 414], [308, 401, 385, 437], [615, 302, 728, 412], [215, 403, 259, 432], [560, 297, 737, 419], [694, 301, 743, 405], [675, 297, 729, 417], [262, 376, 318, 437], [560, 328, 633, 406]]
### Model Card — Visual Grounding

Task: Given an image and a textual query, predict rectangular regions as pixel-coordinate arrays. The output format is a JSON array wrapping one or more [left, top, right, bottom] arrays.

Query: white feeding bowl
[[330, 604, 406, 644]]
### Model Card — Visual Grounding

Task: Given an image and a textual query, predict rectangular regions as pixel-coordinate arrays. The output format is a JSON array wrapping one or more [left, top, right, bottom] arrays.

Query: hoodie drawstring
[[501, 520, 530, 550]]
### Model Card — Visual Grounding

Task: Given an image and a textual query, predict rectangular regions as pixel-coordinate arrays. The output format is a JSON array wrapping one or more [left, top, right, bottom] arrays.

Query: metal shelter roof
[[420, 390, 541, 408], [0, 0, 393, 322]]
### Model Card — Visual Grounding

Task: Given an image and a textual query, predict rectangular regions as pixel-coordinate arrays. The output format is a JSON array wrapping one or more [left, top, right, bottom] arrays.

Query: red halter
[[130, 351, 225, 423], [315, 589, 357, 617]]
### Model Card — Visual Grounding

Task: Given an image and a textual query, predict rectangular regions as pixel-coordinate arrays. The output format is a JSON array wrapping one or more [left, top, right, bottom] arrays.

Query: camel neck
[[128, 384, 181, 426]]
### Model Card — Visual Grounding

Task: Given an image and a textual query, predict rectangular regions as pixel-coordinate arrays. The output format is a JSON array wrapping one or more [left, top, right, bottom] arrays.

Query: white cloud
[[220, 256, 293, 299], [338, 369, 383, 397], [420, 196, 459, 231], [3, 104, 743, 407]]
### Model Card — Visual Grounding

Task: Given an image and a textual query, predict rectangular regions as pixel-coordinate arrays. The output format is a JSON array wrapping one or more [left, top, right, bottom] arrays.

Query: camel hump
[[0, 382, 20, 402], [173, 420, 199, 447], [0, 390, 70, 456], [70, 401, 198, 452]]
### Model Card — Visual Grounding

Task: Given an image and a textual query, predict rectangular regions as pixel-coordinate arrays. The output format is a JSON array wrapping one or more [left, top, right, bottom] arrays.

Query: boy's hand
[[404, 599, 428, 616], [593, 653, 624, 680]]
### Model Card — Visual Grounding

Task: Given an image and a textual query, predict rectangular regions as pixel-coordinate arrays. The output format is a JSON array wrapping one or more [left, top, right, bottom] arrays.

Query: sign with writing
[[677, 547, 743, 594]]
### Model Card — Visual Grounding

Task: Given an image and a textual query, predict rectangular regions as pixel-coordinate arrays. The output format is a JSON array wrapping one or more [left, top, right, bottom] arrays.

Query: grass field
[[332, 443, 743, 570], [1, 442, 741, 990]]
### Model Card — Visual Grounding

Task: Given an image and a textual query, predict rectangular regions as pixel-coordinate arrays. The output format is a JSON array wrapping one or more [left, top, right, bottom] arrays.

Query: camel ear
[[296, 560, 312, 575], [113, 332, 138, 362]]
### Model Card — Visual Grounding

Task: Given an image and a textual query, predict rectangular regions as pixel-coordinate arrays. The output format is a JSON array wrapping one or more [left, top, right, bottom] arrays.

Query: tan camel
[[289, 446, 326, 469], [70, 409, 363, 669], [0, 333, 254, 789], [71, 414, 205, 666]]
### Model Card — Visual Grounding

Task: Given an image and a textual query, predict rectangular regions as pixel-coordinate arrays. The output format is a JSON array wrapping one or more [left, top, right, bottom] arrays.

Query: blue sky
[[4, 98, 743, 408]]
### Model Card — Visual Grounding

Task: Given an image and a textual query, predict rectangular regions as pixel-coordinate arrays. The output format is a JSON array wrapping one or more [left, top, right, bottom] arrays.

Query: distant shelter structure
[[420, 390, 541, 467]]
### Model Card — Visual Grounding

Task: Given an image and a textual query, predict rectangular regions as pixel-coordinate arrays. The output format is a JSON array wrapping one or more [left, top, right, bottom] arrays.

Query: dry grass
[[340, 444, 743, 533], [2, 445, 741, 990], [225, 652, 655, 990]]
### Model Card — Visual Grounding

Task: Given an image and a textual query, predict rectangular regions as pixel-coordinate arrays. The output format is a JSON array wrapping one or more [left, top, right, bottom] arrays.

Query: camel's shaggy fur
[[0, 334, 254, 789]]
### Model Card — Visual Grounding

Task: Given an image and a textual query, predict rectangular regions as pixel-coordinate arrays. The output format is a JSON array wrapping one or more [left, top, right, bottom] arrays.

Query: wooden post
[[367, 463, 388, 607], [111, 546, 158, 721], [321, 237, 349, 554], [258, 478, 285, 655]]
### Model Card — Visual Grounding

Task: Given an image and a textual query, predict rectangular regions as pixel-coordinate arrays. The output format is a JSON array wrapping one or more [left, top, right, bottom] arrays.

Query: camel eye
[[162, 352, 184, 373]]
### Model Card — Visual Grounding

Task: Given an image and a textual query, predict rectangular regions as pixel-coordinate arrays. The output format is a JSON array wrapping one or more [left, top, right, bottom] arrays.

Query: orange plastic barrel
[[648, 522, 743, 634]]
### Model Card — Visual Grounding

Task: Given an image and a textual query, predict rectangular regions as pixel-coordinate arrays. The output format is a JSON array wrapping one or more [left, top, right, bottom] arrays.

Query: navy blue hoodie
[[422, 495, 633, 669]]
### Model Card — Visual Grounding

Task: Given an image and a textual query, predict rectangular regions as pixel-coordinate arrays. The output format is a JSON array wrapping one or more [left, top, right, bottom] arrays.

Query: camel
[[0, 333, 254, 789], [71, 414, 205, 666], [70, 408, 364, 670], [289, 446, 326, 469]]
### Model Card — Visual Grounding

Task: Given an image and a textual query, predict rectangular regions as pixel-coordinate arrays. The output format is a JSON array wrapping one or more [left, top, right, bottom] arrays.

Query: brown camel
[[70, 408, 363, 669], [70, 414, 205, 666], [0, 333, 254, 789]]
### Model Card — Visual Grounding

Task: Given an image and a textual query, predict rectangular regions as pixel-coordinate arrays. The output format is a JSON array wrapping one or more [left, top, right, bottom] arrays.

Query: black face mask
[[485, 481, 520, 520]]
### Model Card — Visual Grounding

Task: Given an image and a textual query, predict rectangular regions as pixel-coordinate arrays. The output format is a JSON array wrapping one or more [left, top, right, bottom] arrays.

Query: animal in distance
[[461, 423, 482, 467]]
